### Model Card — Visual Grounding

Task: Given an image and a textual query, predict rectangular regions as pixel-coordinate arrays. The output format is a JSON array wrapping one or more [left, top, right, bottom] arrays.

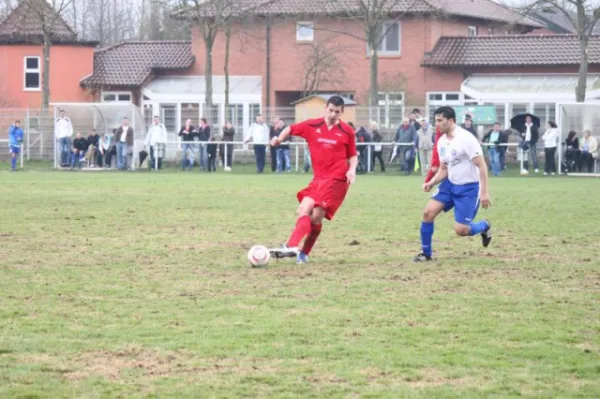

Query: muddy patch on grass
[[361, 367, 471, 389]]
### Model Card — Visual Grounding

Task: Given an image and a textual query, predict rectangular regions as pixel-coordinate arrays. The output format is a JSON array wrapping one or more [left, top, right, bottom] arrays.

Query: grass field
[[1, 167, 599, 398]]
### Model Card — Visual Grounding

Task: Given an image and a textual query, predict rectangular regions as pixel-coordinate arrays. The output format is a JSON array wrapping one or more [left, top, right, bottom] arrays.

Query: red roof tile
[[81, 41, 195, 88], [174, 0, 540, 27], [422, 35, 600, 67]]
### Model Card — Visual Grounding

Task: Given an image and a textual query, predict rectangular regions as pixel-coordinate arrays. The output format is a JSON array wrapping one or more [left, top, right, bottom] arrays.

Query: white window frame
[[377, 91, 404, 128], [101, 91, 132, 103], [367, 21, 401, 56], [488, 27, 494, 36], [468, 26, 477, 37], [296, 21, 314, 42], [426, 91, 463, 122], [24, 56, 41, 91]]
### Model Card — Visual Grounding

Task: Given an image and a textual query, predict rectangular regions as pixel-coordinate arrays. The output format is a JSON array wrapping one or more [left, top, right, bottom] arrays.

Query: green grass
[[1, 167, 599, 398]]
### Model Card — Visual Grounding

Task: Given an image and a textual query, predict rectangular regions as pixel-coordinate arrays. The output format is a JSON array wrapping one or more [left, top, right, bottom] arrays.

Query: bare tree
[[172, 0, 273, 121], [316, 0, 424, 106], [24, 0, 75, 109], [519, 0, 600, 102], [299, 38, 351, 97]]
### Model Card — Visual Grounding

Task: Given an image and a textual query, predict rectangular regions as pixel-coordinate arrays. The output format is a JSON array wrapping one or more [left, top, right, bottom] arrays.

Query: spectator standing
[[8, 120, 24, 172], [275, 119, 291, 172], [197, 118, 211, 171], [394, 117, 417, 174], [245, 114, 269, 173], [146, 116, 168, 170], [207, 136, 218, 172], [483, 122, 503, 176], [269, 116, 281, 172], [461, 115, 477, 138], [542, 121, 559, 175], [370, 121, 385, 172], [519, 115, 540, 173], [178, 119, 197, 170], [416, 119, 434, 175], [55, 109, 73, 167], [565, 131, 580, 172], [221, 121, 235, 171], [115, 117, 134, 170]]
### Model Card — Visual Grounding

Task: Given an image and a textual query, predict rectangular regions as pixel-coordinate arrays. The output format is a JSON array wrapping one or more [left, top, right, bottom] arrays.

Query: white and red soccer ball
[[247, 245, 270, 267]]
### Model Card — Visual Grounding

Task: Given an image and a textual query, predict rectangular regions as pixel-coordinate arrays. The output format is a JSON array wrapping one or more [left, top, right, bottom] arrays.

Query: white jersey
[[437, 126, 483, 185]]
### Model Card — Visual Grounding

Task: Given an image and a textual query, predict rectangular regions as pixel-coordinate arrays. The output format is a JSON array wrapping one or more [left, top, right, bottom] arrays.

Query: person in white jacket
[[542, 121, 559, 175], [145, 116, 168, 170], [55, 109, 73, 167], [244, 114, 270, 173]]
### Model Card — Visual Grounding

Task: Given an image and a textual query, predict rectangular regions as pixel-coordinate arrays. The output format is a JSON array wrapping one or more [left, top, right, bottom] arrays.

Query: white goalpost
[[558, 102, 600, 176], [51, 103, 146, 170]]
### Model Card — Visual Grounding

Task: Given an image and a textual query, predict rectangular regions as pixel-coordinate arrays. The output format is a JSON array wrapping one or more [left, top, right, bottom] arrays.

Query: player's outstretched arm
[[472, 155, 491, 208], [270, 126, 291, 146]]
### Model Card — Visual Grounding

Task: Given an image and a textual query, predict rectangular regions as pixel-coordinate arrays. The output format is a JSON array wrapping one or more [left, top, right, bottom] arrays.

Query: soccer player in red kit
[[269, 95, 358, 264]]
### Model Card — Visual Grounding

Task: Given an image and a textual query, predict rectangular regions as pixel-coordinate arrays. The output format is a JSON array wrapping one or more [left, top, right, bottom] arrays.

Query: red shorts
[[297, 178, 350, 220]]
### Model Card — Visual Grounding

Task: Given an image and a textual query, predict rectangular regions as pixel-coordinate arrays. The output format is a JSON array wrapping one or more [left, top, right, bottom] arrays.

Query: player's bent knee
[[454, 223, 470, 236], [311, 208, 326, 224], [423, 209, 436, 222]]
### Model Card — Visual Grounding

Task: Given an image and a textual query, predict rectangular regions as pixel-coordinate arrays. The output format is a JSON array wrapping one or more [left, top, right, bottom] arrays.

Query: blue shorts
[[432, 179, 480, 225], [9, 145, 20, 154]]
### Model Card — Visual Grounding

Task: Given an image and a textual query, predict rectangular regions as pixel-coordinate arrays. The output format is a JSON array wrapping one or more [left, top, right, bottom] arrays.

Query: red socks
[[287, 215, 312, 247], [302, 224, 322, 255]]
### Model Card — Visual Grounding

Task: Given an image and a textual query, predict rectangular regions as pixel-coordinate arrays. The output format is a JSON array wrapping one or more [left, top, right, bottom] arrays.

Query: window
[[249, 103, 261, 123], [27, 116, 40, 130], [24, 56, 40, 91], [226, 104, 244, 131], [143, 104, 153, 128], [160, 104, 177, 132], [203, 104, 221, 129], [102, 91, 132, 103], [181, 103, 200, 127], [426, 92, 462, 123], [369, 21, 401, 56], [534, 103, 556, 130], [296, 21, 314, 42], [377, 92, 404, 128], [484, 103, 506, 127], [488, 27, 494, 36], [468, 26, 477, 37]]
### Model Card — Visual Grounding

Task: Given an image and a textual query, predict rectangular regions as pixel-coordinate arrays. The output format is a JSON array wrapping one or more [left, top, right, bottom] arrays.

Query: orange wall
[[0, 44, 95, 107], [189, 16, 504, 106]]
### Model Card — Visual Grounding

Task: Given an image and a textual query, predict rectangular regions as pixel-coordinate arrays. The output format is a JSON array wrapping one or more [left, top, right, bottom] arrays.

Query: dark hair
[[347, 122, 355, 129], [412, 108, 420, 114], [200, 117, 207, 124], [494, 121, 500, 125], [434, 106, 456, 122], [327, 95, 345, 110], [567, 130, 577, 140], [15, 119, 20, 124], [548, 121, 557, 128]]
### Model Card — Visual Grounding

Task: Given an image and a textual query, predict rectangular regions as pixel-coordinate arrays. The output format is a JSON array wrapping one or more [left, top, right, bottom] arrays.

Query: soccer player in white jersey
[[414, 106, 492, 262]]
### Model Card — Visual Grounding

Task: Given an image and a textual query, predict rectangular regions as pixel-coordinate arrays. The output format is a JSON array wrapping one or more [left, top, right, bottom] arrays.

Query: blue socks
[[11, 157, 16, 170], [469, 220, 489, 236], [420, 221, 434, 257]]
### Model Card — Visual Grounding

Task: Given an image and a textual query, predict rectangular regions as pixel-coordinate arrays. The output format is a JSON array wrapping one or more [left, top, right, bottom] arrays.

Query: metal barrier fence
[[139, 140, 526, 173]]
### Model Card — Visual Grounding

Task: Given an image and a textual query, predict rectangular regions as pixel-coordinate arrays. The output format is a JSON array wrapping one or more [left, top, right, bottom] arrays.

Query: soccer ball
[[520, 169, 529, 176], [247, 245, 270, 267]]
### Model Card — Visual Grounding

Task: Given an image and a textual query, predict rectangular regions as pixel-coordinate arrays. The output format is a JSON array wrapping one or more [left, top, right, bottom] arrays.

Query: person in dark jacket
[[370, 121, 385, 172], [565, 130, 580, 172], [71, 132, 87, 169], [207, 136, 218, 172], [86, 129, 100, 167], [269, 116, 281, 172], [221, 121, 235, 171], [178, 119, 197, 170], [461, 115, 477, 138], [519, 115, 540, 173], [197, 118, 211, 170]]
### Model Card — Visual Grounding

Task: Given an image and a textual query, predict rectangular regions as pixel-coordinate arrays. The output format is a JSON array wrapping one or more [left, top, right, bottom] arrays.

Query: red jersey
[[425, 126, 443, 183], [290, 118, 357, 181]]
